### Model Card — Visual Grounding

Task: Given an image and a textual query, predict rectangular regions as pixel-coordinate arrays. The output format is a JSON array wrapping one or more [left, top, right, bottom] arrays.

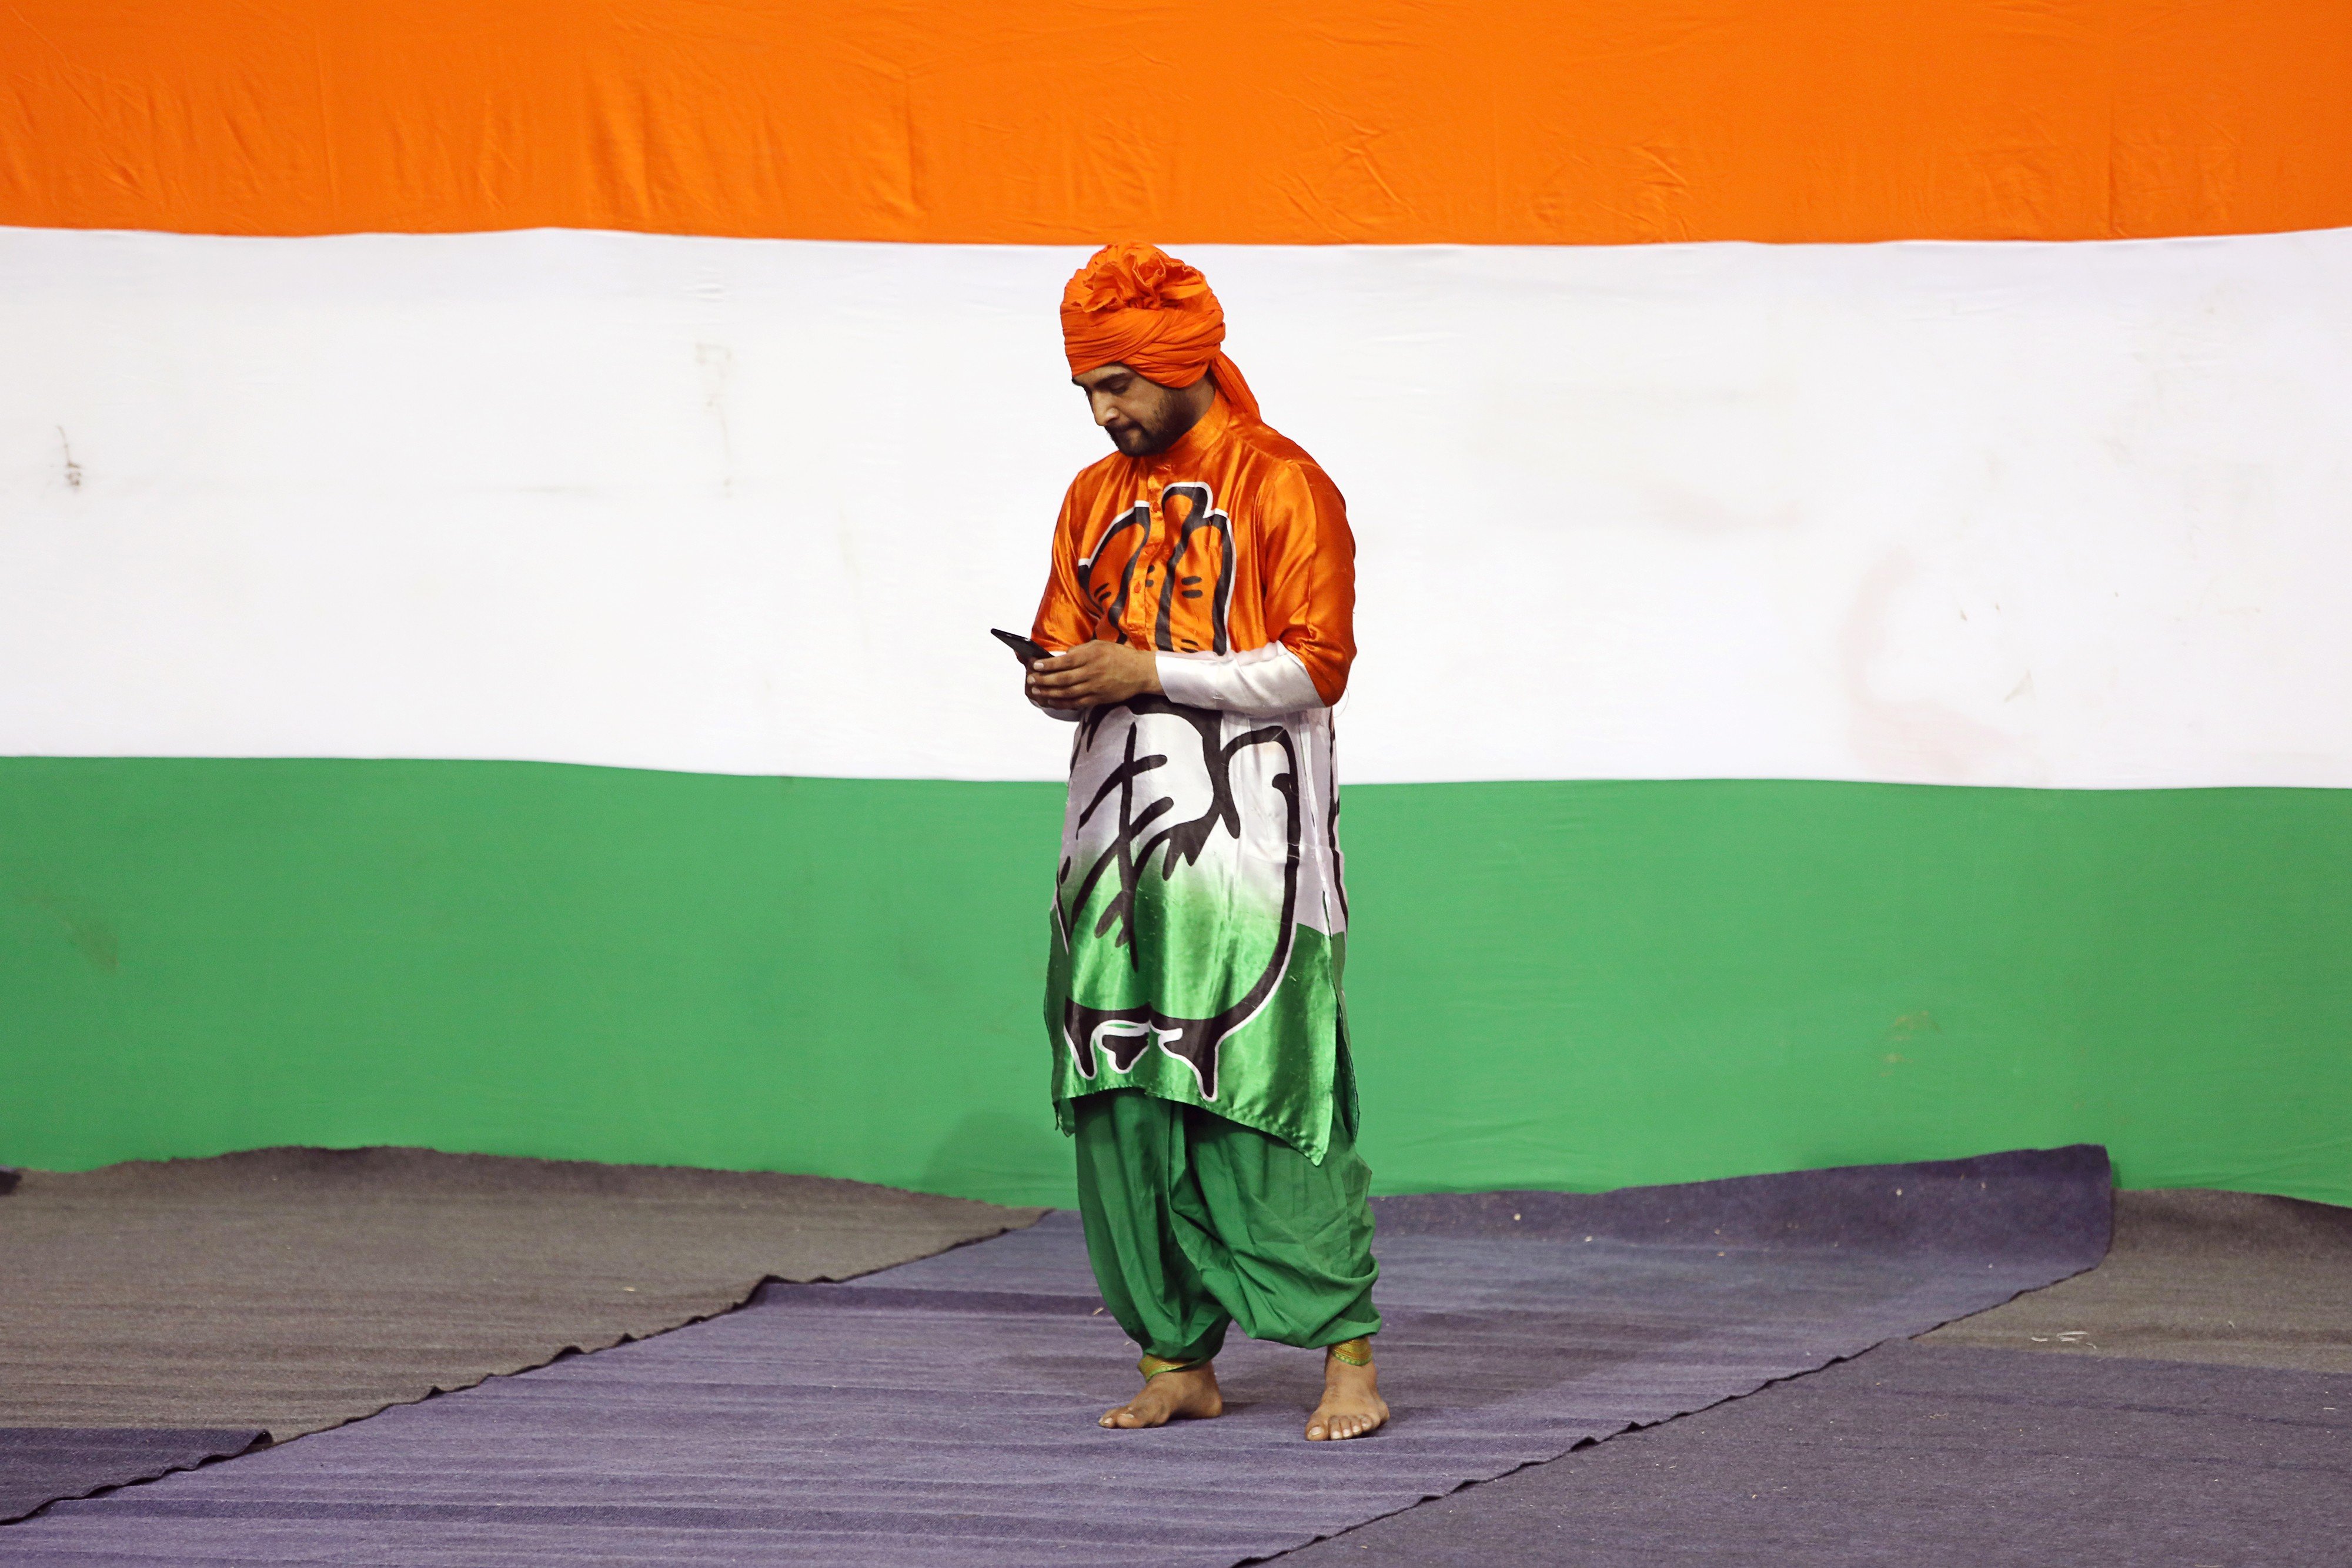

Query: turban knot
[[1060, 242, 1262, 424]]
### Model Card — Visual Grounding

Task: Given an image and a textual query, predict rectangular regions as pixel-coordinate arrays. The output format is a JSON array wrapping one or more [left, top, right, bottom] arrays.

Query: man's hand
[[1027, 641, 1162, 710]]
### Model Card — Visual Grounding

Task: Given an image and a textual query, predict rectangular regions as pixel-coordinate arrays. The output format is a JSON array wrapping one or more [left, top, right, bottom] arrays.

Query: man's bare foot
[[1305, 1347, 1389, 1440], [1100, 1362, 1223, 1429]]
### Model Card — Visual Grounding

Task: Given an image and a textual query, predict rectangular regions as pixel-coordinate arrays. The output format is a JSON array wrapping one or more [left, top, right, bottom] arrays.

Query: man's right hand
[[1027, 641, 1162, 710]]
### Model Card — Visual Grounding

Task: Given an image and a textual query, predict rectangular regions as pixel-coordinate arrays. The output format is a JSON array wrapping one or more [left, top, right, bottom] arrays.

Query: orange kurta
[[1031, 394, 1354, 702]]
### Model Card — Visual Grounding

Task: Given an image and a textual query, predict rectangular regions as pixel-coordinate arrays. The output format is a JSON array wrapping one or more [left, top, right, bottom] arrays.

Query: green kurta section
[[1055, 872, 1289, 1020], [4, 758, 2349, 1208], [1045, 875, 1344, 1162]]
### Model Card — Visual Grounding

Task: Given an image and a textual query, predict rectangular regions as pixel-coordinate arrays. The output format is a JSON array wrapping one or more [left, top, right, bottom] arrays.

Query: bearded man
[[1024, 243, 1386, 1442]]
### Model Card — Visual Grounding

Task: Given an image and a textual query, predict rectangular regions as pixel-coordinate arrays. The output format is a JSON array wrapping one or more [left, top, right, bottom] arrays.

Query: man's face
[[1074, 363, 1197, 456]]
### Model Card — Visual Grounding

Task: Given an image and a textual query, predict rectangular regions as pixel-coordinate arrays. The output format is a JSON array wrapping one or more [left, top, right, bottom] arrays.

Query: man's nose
[[1090, 394, 1117, 427]]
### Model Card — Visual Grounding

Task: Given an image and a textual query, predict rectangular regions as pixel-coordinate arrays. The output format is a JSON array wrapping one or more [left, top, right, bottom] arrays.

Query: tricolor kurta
[[1033, 392, 1357, 1162]]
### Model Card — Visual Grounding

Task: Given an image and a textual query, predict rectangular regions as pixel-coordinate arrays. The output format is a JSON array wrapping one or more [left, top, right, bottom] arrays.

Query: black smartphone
[[991, 628, 1050, 666]]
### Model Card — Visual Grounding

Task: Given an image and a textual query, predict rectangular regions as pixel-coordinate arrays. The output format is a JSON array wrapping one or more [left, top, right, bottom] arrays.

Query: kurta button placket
[[1136, 471, 1166, 642]]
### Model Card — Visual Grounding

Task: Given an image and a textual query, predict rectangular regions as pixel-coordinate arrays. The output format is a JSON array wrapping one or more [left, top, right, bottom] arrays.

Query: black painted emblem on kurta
[[1077, 484, 1236, 654], [1055, 694, 1302, 1100], [1153, 483, 1234, 654]]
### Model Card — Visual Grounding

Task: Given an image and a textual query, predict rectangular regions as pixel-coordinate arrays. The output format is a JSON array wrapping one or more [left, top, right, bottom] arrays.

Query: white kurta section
[[4, 226, 2350, 788]]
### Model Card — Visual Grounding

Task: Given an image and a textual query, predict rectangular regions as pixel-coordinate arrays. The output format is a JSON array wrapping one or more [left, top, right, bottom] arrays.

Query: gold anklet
[[1138, 1353, 1208, 1380], [1327, 1336, 1374, 1367]]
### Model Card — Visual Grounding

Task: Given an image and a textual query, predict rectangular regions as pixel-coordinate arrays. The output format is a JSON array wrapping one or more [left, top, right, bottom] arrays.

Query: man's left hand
[[1027, 641, 1162, 709]]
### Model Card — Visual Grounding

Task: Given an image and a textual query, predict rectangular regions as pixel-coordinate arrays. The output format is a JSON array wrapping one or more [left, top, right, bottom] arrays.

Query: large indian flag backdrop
[[4, 0, 2348, 1206]]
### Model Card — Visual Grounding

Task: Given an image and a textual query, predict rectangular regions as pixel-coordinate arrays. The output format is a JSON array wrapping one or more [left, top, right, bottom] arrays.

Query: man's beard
[[1106, 410, 1180, 456]]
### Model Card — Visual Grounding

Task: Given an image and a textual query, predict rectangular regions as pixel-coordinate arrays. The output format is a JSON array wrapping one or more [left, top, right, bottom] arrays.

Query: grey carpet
[[1271, 1342, 2352, 1564], [1923, 1187, 2352, 1373], [0, 1146, 1041, 1520], [0, 1146, 2106, 1564], [0, 1435, 262, 1530]]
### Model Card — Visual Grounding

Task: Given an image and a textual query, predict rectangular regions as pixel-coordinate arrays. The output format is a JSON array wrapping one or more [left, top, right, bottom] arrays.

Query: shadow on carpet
[[0, 1146, 2107, 1565], [0, 1146, 1043, 1522]]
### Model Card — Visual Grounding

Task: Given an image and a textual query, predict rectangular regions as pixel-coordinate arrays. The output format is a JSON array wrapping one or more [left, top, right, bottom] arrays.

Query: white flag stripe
[[4, 227, 2348, 787]]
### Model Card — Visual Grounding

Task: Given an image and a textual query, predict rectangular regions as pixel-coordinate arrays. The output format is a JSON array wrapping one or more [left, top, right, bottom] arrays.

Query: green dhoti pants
[[1072, 1087, 1382, 1364]]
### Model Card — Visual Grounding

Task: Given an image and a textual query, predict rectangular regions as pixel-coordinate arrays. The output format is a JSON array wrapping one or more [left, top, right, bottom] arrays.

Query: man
[[1024, 242, 1386, 1442]]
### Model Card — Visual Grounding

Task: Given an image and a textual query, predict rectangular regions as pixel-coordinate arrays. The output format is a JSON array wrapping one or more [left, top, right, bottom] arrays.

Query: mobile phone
[[992, 628, 1050, 666]]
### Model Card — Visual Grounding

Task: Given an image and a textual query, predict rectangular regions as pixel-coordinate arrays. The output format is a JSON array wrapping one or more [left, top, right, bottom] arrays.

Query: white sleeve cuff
[[1155, 643, 1324, 716]]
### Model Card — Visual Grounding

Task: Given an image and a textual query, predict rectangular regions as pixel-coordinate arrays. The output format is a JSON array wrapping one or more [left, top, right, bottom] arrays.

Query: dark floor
[[1272, 1343, 2350, 1565], [1275, 1188, 2352, 1563], [1923, 1188, 2352, 1373]]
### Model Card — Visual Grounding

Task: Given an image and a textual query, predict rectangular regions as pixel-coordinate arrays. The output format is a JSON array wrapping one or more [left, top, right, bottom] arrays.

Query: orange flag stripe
[[4, 0, 2347, 244]]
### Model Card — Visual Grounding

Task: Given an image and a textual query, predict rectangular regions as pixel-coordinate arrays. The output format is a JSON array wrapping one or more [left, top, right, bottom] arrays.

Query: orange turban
[[1060, 242, 1263, 425]]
